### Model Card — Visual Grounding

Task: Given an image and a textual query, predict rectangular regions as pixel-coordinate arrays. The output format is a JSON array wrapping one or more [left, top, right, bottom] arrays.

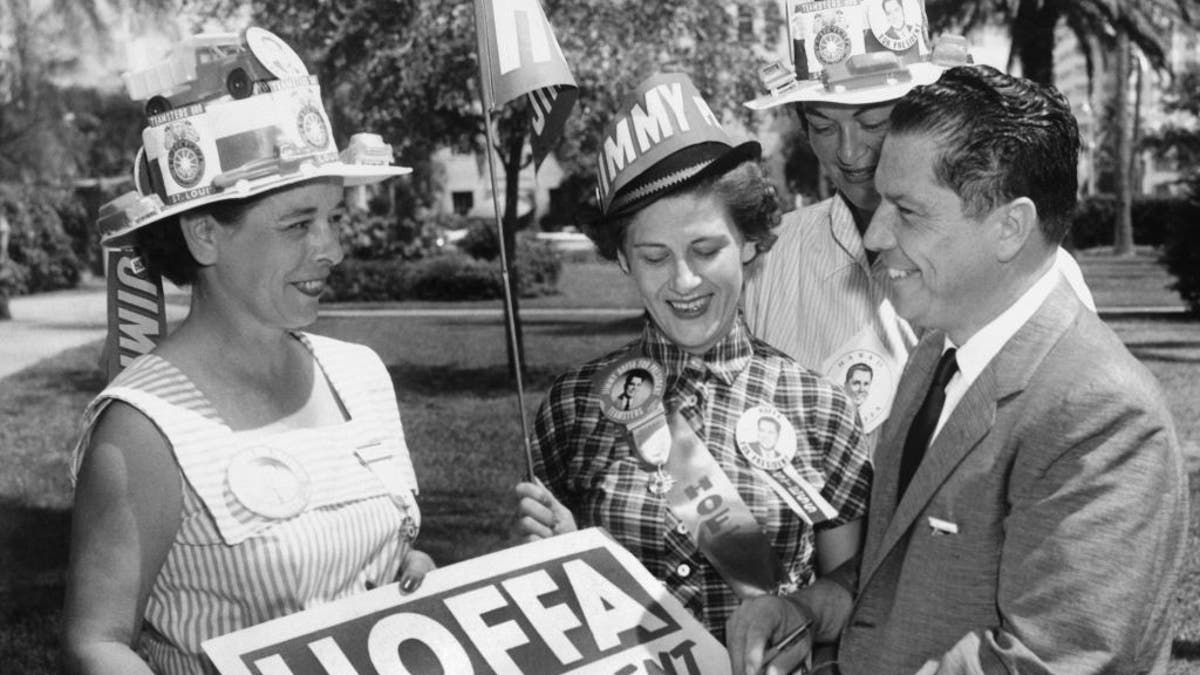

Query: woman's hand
[[726, 595, 815, 675], [397, 549, 435, 594], [511, 480, 576, 542]]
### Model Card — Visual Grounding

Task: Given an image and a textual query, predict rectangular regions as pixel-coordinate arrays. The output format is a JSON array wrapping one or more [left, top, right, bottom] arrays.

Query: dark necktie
[[897, 347, 958, 499]]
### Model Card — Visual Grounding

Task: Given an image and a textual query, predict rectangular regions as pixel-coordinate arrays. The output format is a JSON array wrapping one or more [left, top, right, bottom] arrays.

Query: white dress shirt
[[933, 262, 1062, 440]]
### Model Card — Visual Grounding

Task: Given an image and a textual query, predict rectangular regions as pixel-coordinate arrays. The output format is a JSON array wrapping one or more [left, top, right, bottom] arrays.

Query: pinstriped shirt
[[743, 195, 918, 452], [72, 333, 418, 674], [531, 317, 871, 639]]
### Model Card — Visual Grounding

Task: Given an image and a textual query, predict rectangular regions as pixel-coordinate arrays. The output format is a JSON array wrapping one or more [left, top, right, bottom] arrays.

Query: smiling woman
[[62, 28, 434, 675], [510, 72, 873, 650]]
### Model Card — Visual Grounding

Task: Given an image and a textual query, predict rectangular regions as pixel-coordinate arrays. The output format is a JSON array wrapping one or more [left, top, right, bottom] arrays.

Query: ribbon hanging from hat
[[473, 0, 578, 477]]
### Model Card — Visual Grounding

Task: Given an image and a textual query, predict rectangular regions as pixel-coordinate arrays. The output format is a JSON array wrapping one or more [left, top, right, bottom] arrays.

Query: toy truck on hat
[[122, 27, 309, 117]]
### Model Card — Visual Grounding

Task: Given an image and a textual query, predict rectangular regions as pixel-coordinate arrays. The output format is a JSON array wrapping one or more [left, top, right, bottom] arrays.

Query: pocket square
[[928, 516, 959, 535]]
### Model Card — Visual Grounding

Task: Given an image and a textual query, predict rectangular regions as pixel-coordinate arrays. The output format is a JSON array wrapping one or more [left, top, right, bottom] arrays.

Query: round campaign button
[[227, 446, 311, 519], [245, 27, 309, 79], [594, 357, 667, 427], [826, 348, 894, 433], [867, 0, 920, 52], [735, 405, 798, 471]]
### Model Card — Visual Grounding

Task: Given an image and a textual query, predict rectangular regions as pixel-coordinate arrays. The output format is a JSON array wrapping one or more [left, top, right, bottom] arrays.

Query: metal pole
[[481, 106, 537, 479]]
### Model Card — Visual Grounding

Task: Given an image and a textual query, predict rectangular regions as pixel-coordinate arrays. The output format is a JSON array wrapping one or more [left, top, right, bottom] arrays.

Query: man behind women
[[729, 64, 1187, 675], [741, 0, 1093, 454]]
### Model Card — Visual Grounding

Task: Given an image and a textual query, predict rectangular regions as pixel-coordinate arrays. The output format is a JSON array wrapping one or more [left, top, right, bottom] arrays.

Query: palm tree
[[927, 0, 1199, 255]]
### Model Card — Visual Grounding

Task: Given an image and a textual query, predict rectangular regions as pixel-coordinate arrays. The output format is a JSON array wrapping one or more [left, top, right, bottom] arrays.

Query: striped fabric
[[743, 195, 916, 376], [743, 196, 919, 455], [531, 317, 871, 641], [72, 333, 418, 675]]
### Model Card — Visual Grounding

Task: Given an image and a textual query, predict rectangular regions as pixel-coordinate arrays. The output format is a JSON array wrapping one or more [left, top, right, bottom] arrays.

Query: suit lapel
[[858, 279, 1083, 589]]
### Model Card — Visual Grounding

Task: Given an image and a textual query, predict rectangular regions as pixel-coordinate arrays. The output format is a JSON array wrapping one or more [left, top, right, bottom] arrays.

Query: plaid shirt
[[532, 316, 871, 639]]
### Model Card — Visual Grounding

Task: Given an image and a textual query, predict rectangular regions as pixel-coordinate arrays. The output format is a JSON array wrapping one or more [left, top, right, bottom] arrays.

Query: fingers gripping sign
[[511, 479, 577, 542]]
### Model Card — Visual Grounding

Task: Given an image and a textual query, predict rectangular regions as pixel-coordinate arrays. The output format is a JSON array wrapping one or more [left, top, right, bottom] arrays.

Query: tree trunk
[[1012, 0, 1058, 84], [0, 294, 9, 320], [1113, 28, 1136, 256], [500, 132, 527, 378]]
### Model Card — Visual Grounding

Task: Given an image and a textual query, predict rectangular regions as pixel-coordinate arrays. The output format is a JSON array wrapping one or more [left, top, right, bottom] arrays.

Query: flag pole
[[481, 107, 537, 480]]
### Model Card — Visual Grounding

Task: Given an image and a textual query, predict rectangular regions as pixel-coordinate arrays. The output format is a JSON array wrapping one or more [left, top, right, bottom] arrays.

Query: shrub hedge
[[325, 232, 563, 302], [1068, 194, 1191, 250], [1159, 181, 1200, 315], [0, 184, 82, 296]]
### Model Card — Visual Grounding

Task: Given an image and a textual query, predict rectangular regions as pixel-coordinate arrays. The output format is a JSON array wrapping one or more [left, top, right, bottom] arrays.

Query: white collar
[[944, 263, 1060, 386]]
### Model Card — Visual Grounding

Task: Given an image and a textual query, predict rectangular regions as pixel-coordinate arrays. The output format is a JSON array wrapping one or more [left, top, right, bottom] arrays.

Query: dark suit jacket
[[839, 280, 1188, 673]]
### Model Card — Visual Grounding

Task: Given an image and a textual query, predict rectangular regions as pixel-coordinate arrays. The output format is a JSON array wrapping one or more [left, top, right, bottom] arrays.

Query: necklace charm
[[648, 465, 675, 496]]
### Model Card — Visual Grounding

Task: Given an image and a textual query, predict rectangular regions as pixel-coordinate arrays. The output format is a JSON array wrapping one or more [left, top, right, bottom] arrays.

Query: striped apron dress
[[71, 332, 420, 674]]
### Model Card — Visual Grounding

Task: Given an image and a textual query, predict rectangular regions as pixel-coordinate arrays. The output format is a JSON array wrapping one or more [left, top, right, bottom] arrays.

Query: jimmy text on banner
[[202, 528, 729, 675], [104, 248, 167, 382]]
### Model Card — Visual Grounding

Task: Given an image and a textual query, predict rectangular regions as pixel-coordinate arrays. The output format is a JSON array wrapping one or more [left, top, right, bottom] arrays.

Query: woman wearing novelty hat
[[511, 72, 871, 643], [741, 0, 1094, 456], [63, 29, 432, 674]]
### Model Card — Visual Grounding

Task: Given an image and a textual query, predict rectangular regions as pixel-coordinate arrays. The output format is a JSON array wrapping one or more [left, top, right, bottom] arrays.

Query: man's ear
[[616, 248, 631, 275], [994, 197, 1038, 263], [179, 212, 221, 266]]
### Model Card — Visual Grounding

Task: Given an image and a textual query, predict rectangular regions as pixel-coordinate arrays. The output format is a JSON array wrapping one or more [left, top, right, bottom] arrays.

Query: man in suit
[[728, 65, 1187, 674]]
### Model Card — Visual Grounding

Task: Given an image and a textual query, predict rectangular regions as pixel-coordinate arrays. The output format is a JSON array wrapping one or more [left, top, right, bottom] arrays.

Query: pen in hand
[[761, 619, 812, 672]]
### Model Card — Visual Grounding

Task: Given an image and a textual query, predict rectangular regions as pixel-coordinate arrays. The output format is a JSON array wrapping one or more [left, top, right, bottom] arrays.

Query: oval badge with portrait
[[867, 0, 920, 52], [735, 405, 798, 472], [594, 357, 666, 428], [825, 348, 895, 433], [227, 446, 312, 520]]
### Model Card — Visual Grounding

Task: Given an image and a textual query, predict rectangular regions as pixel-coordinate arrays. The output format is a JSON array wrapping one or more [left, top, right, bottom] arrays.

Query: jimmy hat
[[745, 0, 971, 109], [596, 72, 760, 219], [98, 27, 411, 248]]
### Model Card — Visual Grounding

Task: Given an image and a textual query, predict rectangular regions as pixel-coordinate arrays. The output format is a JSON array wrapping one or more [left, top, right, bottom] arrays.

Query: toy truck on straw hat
[[123, 27, 309, 117]]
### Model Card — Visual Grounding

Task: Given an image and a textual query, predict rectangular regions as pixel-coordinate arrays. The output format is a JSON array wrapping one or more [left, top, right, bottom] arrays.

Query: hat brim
[[101, 161, 411, 248], [605, 140, 761, 221], [745, 63, 945, 110]]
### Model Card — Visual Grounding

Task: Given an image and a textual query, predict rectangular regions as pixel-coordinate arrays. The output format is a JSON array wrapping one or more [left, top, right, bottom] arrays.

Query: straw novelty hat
[[596, 72, 760, 219], [98, 27, 411, 247], [745, 0, 971, 109]]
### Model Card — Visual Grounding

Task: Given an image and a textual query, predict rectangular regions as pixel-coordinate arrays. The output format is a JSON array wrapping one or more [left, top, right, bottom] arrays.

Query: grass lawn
[[1, 252, 1198, 671]]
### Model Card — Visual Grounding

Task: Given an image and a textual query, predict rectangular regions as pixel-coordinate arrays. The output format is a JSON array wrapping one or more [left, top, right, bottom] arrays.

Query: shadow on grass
[[1174, 638, 1200, 660], [389, 363, 562, 397], [0, 501, 70, 595], [417, 489, 511, 567]]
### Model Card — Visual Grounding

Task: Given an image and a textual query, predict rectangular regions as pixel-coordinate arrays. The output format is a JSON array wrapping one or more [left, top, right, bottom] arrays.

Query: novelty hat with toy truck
[[98, 27, 410, 247], [596, 72, 760, 220], [746, 0, 971, 109]]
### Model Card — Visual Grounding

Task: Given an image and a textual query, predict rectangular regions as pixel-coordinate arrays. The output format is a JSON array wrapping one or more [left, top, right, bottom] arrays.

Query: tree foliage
[[926, 0, 1200, 85], [234, 0, 764, 207]]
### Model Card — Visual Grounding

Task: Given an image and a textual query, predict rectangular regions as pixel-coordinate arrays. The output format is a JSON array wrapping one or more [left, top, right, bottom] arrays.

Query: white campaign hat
[[98, 27, 411, 247], [745, 0, 971, 110]]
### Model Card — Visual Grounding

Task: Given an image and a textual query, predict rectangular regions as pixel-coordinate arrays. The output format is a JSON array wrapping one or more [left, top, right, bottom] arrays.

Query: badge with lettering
[[735, 405, 797, 471], [595, 357, 672, 494], [824, 347, 894, 433], [227, 446, 311, 519], [867, 0, 920, 52], [734, 405, 837, 526]]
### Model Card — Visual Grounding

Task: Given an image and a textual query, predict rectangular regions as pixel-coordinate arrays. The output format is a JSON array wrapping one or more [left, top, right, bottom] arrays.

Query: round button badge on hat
[[244, 27, 309, 79]]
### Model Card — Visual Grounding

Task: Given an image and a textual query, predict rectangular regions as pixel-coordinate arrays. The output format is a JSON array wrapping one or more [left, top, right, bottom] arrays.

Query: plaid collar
[[640, 313, 754, 386]]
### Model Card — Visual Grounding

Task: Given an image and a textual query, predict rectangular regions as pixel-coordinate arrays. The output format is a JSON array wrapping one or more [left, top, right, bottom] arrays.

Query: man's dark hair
[[845, 362, 874, 383], [757, 416, 781, 433], [888, 64, 1080, 244]]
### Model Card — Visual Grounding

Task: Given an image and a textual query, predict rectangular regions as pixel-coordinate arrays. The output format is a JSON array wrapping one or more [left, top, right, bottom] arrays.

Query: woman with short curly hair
[[510, 72, 872, 645]]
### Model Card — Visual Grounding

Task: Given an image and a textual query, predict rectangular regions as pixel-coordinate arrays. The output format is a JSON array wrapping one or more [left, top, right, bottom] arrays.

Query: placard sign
[[203, 528, 729, 674]]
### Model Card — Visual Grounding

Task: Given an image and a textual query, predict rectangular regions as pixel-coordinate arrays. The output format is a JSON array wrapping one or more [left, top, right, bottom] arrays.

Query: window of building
[[738, 5, 756, 43], [452, 191, 474, 215]]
